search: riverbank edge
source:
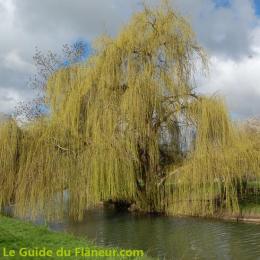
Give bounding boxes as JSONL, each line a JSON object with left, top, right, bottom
{"left": 220, "top": 215, "right": 260, "bottom": 223}
{"left": 106, "top": 201, "right": 260, "bottom": 224}
{"left": 0, "top": 215, "right": 151, "bottom": 260}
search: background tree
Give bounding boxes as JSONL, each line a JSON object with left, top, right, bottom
{"left": 15, "top": 41, "right": 90, "bottom": 121}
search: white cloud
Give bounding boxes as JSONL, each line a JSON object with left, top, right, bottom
{"left": 0, "top": 87, "right": 21, "bottom": 114}
{"left": 199, "top": 26, "right": 260, "bottom": 118}
{"left": 0, "top": 0, "right": 15, "bottom": 27}
{"left": 4, "top": 50, "right": 34, "bottom": 72}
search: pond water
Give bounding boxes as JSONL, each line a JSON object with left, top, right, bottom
{"left": 47, "top": 207, "right": 260, "bottom": 260}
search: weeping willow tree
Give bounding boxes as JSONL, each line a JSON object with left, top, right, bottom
{"left": 0, "top": 1, "right": 259, "bottom": 220}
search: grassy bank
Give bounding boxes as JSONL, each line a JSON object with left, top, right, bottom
{"left": 239, "top": 196, "right": 260, "bottom": 221}
{"left": 0, "top": 216, "right": 150, "bottom": 259}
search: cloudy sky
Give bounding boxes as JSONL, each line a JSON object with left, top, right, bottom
{"left": 0, "top": 0, "right": 260, "bottom": 119}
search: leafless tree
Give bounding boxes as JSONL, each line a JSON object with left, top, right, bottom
{"left": 15, "top": 41, "right": 89, "bottom": 121}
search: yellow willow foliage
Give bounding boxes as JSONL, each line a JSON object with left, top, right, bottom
{"left": 240, "top": 118, "right": 260, "bottom": 152}
{"left": 0, "top": 120, "right": 21, "bottom": 208}
{"left": 13, "top": 119, "right": 73, "bottom": 220}
{"left": 165, "top": 97, "right": 260, "bottom": 216}
{"left": 0, "top": 1, "right": 259, "bottom": 220}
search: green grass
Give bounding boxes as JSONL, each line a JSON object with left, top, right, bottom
{"left": 0, "top": 216, "right": 151, "bottom": 259}
{"left": 239, "top": 195, "right": 260, "bottom": 218}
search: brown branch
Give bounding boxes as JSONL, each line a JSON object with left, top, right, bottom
{"left": 54, "top": 143, "right": 70, "bottom": 152}
{"left": 158, "top": 168, "right": 180, "bottom": 187}
{"left": 162, "top": 92, "right": 198, "bottom": 102}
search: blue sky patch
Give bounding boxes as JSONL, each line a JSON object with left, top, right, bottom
{"left": 213, "top": 0, "right": 231, "bottom": 8}
{"left": 63, "top": 39, "right": 92, "bottom": 67}
{"left": 254, "top": 0, "right": 260, "bottom": 16}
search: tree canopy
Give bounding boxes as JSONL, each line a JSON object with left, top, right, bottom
{"left": 0, "top": 1, "right": 259, "bottom": 220}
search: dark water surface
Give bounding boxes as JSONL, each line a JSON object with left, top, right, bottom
{"left": 47, "top": 207, "right": 260, "bottom": 260}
